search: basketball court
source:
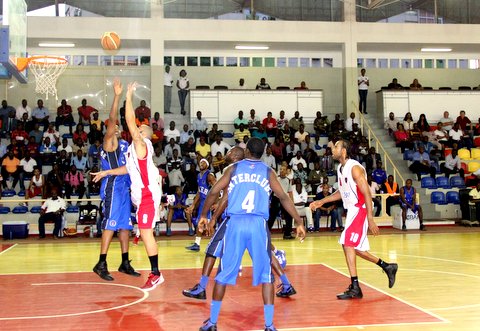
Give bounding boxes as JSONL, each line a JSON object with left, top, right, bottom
{"left": 1, "top": 230, "right": 479, "bottom": 330}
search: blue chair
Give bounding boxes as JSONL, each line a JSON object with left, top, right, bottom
{"left": 30, "top": 206, "right": 42, "bottom": 213}
{"left": 62, "top": 133, "right": 73, "bottom": 139}
{"left": 1, "top": 189, "right": 16, "bottom": 197}
{"left": 222, "top": 132, "right": 234, "bottom": 138}
{"left": 67, "top": 205, "right": 79, "bottom": 213}
{"left": 450, "top": 176, "right": 466, "bottom": 188}
{"left": 436, "top": 176, "right": 451, "bottom": 189}
{"left": 12, "top": 206, "right": 28, "bottom": 214}
{"left": 17, "top": 191, "right": 26, "bottom": 197}
{"left": 446, "top": 191, "right": 460, "bottom": 204}
{"left": 431, "top": 191, "right": 447, "bottom": 205}
{"left": 0, "top": 206, "right": 11, "bottom": 214}
{"left": 403, "top": 150, "right": 414, "bottom": 161}
{"left": 421, "top": 177, "right": 437, "bottom": 189}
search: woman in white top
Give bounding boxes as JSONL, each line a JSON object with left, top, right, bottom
{"left": 176, "top": 69, "right": 189, "bottom": 116}
{"left": 25, "top": 167, "right": 45, "bottom": 204}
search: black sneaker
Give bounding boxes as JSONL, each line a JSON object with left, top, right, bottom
{"left": 199, "top": 319, "right": 217, "bottom": 331}
{"left": 93, "top": 261, "right": 114, "bottom": 281}
{"left": 337, "top": 284, "right": 363, "bottom": 300}
{"left": 384, "top": 263, "right": 398, "bottom": 288}
{"left": 420, "top": 224, "right": 426, "bottom": 231}
{"left": 402, "top": 224, "right": 407, "bottom": 231}
{"left": 118, "top": 260, "right": 141, "bottom": 277}
{"left": 276, "top": 284, "right": 297, "bottom": 298}
{"left": 183, "top": 283, "right": 207, "bottom": 300}
{"left": 264, "top": 325, "right": 278, "bottom": 331}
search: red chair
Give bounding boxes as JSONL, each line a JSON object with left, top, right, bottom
{"left": 474, "top": 137, "right": 480, "bottom": 147}
{"left": 444, "top": 148, "right": 452, "bottom": 158}
{"left": 461, "top": 162, "right": 470, "bottom": 175}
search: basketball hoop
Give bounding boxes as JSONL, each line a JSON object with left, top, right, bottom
{"left": 17, "top": 56, "right": 68, "bottom": 100}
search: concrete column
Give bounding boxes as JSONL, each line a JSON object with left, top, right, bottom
{"left": 342, "top": 0, "right": 359, "bottom": 116}
{"left": 149, "top": 1, "right": 165, "bottom": 116}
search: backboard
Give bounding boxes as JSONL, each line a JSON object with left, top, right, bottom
{"left": 0, "top": 0, "right": 28, "bottom": 83}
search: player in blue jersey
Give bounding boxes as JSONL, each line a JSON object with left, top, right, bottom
{"left": 400, "top": 178, "right": 425, "bottom": 231}
{"left": 198, "top": 138, "right": 306, "bottom": 331}
{"left": 183, "top": 148, "right": 298, "bottom": 301}
{"left": 185, "top": 158, "right": 216, "bottom": 251}
{"left": 93, "top": 79, "right": 140, "bottom": 281}
{"left": 166, "top": 185, "right": 191, "bottom": 236}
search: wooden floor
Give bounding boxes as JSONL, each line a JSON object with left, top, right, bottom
{"left": 0, "top": 227, "right": 479, "bottom": 330}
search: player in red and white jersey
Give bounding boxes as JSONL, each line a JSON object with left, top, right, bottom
{"left": 310, "top": 139, "right": 398, "bottom": 300}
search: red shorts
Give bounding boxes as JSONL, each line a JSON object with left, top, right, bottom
{"left": 27, "top": 187, "right": 43, "bottom": 199}
{"left": 136, "top": 188, "right": 159, "bottom": 229}
{"left": 339, "top": 206, "right": 370, "bottom": 251}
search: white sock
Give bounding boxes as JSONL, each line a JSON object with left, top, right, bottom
{"left": 195, "top": 236, "right": 202, "bottom": 245}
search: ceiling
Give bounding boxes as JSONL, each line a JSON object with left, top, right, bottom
{"left": 3, "top": 0, "right": 480, "bottom": 23}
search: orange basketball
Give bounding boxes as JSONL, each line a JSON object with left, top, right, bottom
{"left": 101, "top": 32, "right": 121, "bottom": 50}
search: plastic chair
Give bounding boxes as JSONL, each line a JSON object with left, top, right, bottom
{"left": 461, "top": 162, "right": 470, "bottom": 175}
{"left": 472, "top": 148, "right": 480, "bottom": 160}
{"left": 12, "top": 206, "right": 28, "bottom": 214}
{"left": 421, "top": 177, "right": 437, "bottom": 189}
{"left": 403, "top": 150, "right": 414, "bottom": 161}
{"left": 276, "top": 86, "right": 290, "bottom": 90}
{"left": 436, "top": 176, "right": 451, "bottom": 189}
{"left": 0, "top": 206, "right": 11, "bottom": 214}
{"left": 458, "top": 86, "right": 472, "bottom": 90}
{"left": 222, "top": 132, "right": 234, "bottom": 138}
{"left": 30, "top": 206, "right": 42, "bottom": 213}
{"left": 1, "top": 189, "right": 16, "bottom": 197}
{"left": 450, "top": 176, "right": 466, "bottom": 188}
{"left": 446, "top": 191, "right": 460, "bottom": 204}
{"left": 439, "top": 87, "right": 452, "bottom": 90}
{"left": 430, "top": 191, "right": 447, "bottom": 205}
{"left": 213, "top": 85, "right": 228, "bottom": 90}
{"left": 444, "top": 148, "right": 452, "bottom": 158}
{"left": 195, "top": 85, "right": 210, "bottom": 90}
{"left": 458, "top": 149, "right": 471, "bottom": 160}
{"left": 67, "top": 205, "right": 79, "bottom": 213}
{"left": 62, "top": 133, "right": 73, "bottom": 139}
{"left": 468, "top": 161, "right": 480, "bottom": 174}
{"left": 474, "top": 137, "right": 480, "bottom": 148}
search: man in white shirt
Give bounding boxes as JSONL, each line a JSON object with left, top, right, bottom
{"left": 168, "top": 163, "right": 184, "bottom": 192}
{"left": 57, "top": 138, "right": 73, "bottom": 157}
{"left": 294, "top": 124, "right": 309, "bottom": 143}
{"left": 164, "top": 65, "right": 173, "bottom": 114}
{"left": 439, "top": 111, "right": 454, "bottom": 131}
{"left": 210, "top": 134, "right": 231, "bottom": 157}
{"left": 433, "top": 122, "right": 449, "bottom": 147}
{"left": 358, "top": 68, "right": 369, "bottom": 114}
{"left": 286, "top": 141, "right": 300, "bottom": 159}
{"left": 19, "top": 151, "right": 37, "bottom": 192}
{"left": 469, "top": 182, "right": 480, "bottom": 221}
{"left": 440, "top": 149, "right": 464, "bottom": 178}
{"left": 384, "top": 112, "right": 399, "bottom": 135}
{"left": 289, "top": 151, "right": 307, "bottom": 171}
{"left": 164, "top": 120, "right": 180, "bottom": 143}
{"left": 16, "top": 99, "right": 31, "bottom": 120}
{"left": 345, "top": 112, "right": 359, "bottom": 132}
{"left": 38, "top": 188, "right": 66, "bottom": 239}
{"left": 261, "top": 146, "right": 276, "bottom": 170}
{"left": 192, "top": 111, "right": 209, "bottom": 140}
{"left": 164, "top": 138, "right": 181, "bottom": 160}
{"left": 179, "top": 124, "right": 194, "bottom": 145}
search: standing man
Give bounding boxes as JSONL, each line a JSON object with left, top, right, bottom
{"left": 358, "top": 68, "right": 369, "bottom": 114}
{"left": 92, "top": 79, "right": 140, "bottom": 282}
{"left": 164, "top": 65, "right": 173, "bottom": 114}
{"left": 310, "top": 139, "right": 398, "bottom": 300}
{"left": 198, "top": 137, "right": 306, "bottom": 331}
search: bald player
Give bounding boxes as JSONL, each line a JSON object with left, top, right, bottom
{"left": 183, "top": 147, "right": 297, "bottom": 300}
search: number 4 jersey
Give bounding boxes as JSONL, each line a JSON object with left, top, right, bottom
{"left": 226, "top": 159, "right": 272, "bottom": 219}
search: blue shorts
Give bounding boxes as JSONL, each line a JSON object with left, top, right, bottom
{"left": 205, "top": 218, "right": 228, "bottom": 258}
{"left": 195, "top": 199, "right": 211, "bottom": 226}
{"left": 101, "top": 186, "right": 133, "bottom": 231}
{"left": 215, "top": 216, "right": 273, "bottom": 286}
{"left": 172, "top": 209, "right": 186, "bottom": 220}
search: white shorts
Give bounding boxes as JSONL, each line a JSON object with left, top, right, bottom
{"left": 339, "top": 206, "right": 370, "bottom": 252}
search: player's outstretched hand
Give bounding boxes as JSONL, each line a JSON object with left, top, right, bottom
{"left": 90, "top": 171, "right": 107, "bottom": 183}
{"left": 309, "top": 200, "right": 323, "bottom": 211}
{"left": 296, "top": 224, "right": 306, "bottom": 243}
{"left": 113, "top": 78, "right": 123, "bottom": 96}
{"left": 126, "top": 82, "right": 137, "bottom": 98}
{"left": 368, "top": 219, "right": 380, "bottom": 236}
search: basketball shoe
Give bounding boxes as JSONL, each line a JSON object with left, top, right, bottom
{"left": 276, "top": 284, "right": 297, "bottom": 298}
{"left": 93, "top": 261, "right": 114, "bottom": 281}
{"left": 199, "top": 319, "right": 217, "bottom": 331}
{"left": 265, "top": 325, "right": 277, "bottom": 331}
{"left": 118, "top": 260, "right": 141, "bottom": 277}
{"left": 141, "top": 272, "right": 165, "bottom": 291}
{"left": 337, "top": 284, "right": 363, "bottom": 300}
{"left": 182, "top": 283, "right": 206, "bottom": 300}
{"left": 383, "top": 263, "right": 398, "bottom": 288}
{"left": 186, "top": 243, "right": 200, "bottom": 251}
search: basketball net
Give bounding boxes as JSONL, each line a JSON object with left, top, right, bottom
{"left": 19, "top": 56, "right": 68, "bottom": 101}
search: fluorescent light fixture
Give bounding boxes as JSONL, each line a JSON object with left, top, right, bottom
{"left": 421, "top": 47, "right": 452, "bottom": 52}
{"left": 38, "top": 42, "right": 75, "bottom": 48}
{"left": 235, "top": 45, "right": 269, "bottom": 50}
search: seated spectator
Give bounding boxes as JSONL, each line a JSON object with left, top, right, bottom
{"left": 26, "top": 136, "right": 40, "bottom": 161}
{"left": 167, "top": 162, "right": 184, "bottom": 193}
{"left": 313, "top": 111, "right": 330, "bottom": 144}
{"left": 400, "top": 179, "right": 425, "bottom": 231}
{"left": 403, "top": 112, "right": 415, "bottom": 131}
{"left": 330, "top": 113, "right": 343, "bottom": 133}
{"left": 394, "top": 123, "right": 413, "bottom": 153}
{"left": 449, "top": 122, "right": 472, "bottom": 149}
{"left": 3, "top": 110, "right": 17, "bottom": 134}
{"left": 473, "top": 117, "right": 480, "bottom": 136}
{"left": 262, "top": 112, "right": 277, "bottom": 137}
{"left": 87, "top": 123, "right": 104, "bottom": 145}
{"left": 77, "top": 99, "right": 96, "bottom": 126}
{"left": 24, "top": 167, "right": 45, "bottom": 203}
{"left": 288, "top": 111, "right": 304, "bottom": 135}
{"left": 29, "top": 123, "right": 44, "bottom": 144}
{"left": 345, "top": 112, "right": 359, "bottom": 132}
{"left": 90, "top": 111, "right": 104, "bottom": 133}
{"left": 291, "top": 179, "right": 314, "bottom": 232}
{"left": 349, "top": 123, "right": 363, "bottom": 145}
{"left": 332, "top": 121, "right": 348, "bottom": 140}
{"left": 64, "top": 164, "right": 86, "bottom": 203}
{"left": 168, "top": 149, "right": 183, "bottom": 172}
{"left": 433, "top": 122, "right": 449, "bottom": 148}
{"left": 439, "top": 111, "right": 454, "bottom": 131}
{"left": 18, "top": 112, "right": 32, "bottom": 133}
{"left": 183, "top": 163, "right": 198, "bottom": 194}
{"left": 422, "top": 125, "right": 442, "bottom": 150}
{"left": 164, "top": 138, "right": 181, "bottom": 161}
{"left": 87, "top": 165, "right": 101, "bottom": 196}
{"left": 367, "top": 174, "right": 382, "bottom": 217}
{"left": 456, "top": 110, "right": 473, "bottom": 135}
{"left": 320, "top": 147, "right": 335, "bottom": 175}
{"left": 276, "top": 110, "right": 288, "bottom": 130}
{"left": 294, "top": 124, "right": 309, "bottom": 144}
{"left": 293, "top": 162, "right": 308, "bottom": 187}
{"left": 286, "top": 140, "right": 300, "bottom": 163}
{"left": 120, "top": 123, "right": 132, "bottom": 144}
{"left": 233, "top": 110, "right": 248, "bottom": 129}
{"left": 261, "top": 146, "right": 276, "bottom": 170}
{"left": 270, "top": 137, "right": 285, "bottom": 165}
{"left": 252, "top": 124, "right": 268, "bottom": 140}
{"left": 7, "top": 138, "right": 23, "bottom": 160}
{"left": 247, "top": 109, "right": 260, "bottom": 133}
{"left": 307, "top": 161, "right": 324, "bottom": 195}
{"left": 371, "top": 161, "right": 387, "bottom": 185}
{"left": 88, "top": 140, "right": 102, "bottom": 168}
{"left": 295, "top": 81, "right": 308, "bottom": 90}
{"left": 280, "top": 122, "right": 292, "bottom": 144}
{"left": 255, "top": 77, "right": 271, "bottom": 90}
{"left": 409, "top": 145, "right": 436, "bottom": 181}
{"left": 71, "top": 149, "right": 89, "bottom": 172}
{"left": 16, "top": 99, "right": 31, "bottom": 122}
{"left": 207, "top": 123, "right": 223, "bottom": 144}
{"left": 469, "top": 182, "right": 480, "bottom": 222}
{"left": 151, "top": 123, "right": 164, "bottom": 147}
{"left": 195, "top": 135, "right": 212, "bottom": 165}
{"left": 192, "top": 111, "right": 208, "bottom": 140}
{"left": 409, "top": 78, "right": 422, "bottom": 90}
{"left": 38, "top": 188, "right": 66, "bottom": 239}
{"left": 238, "top": 135, "right": 249, "bottom": 149}
{"left": 313, "top": 183, "right": 342, "bottom": 232}
{"left": 1, "top": 150, "right": 20, "bottom": 190}
{"left": 387, "top": 78, "right": 403, "bottom": 90}
{"left": 181, "top": 137, "right": 196, "bottom": 165}
{"left": 44, "top": 122, "right": 61, "bottom": 146}
{"left": 410, "top": 123, "right": 423, "bottom": 150}
{"left": 166, "top": 186, "right": 192, "bottom": 236}
{"left": 289, "top": 150, "right": 307, "bottom": 172}
{"left": 72, "top": 138, "right": 87, "bottom": 155}
{"left": 135, "top": 113, "right": 149, "bottom": 127}
{"left": 365, "top": 147, "right": 381, "bottom": 174}
{"left": 73, "top": 124, "right": 88, "bottom": 144}
{"left": 46, "top": 163, "right": 64, "bottom": 193}
{"left": 234, "top": 123, "right": 250, "bottom": 144}
{"left": 212, "top": 152, "right": 226, "bottom": 173}
{"left": 152, "top": 146, "right": 167, "bottom": 169}
{"left": 135, "top": 100, "right": 151, "bottom": 120}
{"left": 441, "top": 148, "right": 464, "bottom": 178}
{"left": 31, "top": 99, "right": 50, "bottom": 132}
{"left": 11, "top": 122, "right": 29, "bottom": 143}
{"left": 211, "top": 134, "right": 230, "bottom": 157}
{"left": 416, "top": 113, "right": 430, "bottom": 132}
{"left": 56, "top": 149, "right": 71, "bottom": 174}
{"left": 39, "top": 137, "right": 57, "bottom": 165}
{"left": 18, "top": 151, "right": 37, "bottom": 192}
{"left": 55, "top": 99, "right": 74, "bottom": 134}
{"left": 302, "top": 139, "right": 318, "bottom": 166}
{"left": 179, "top": 124, "right": 193, "bottom": 145}
{"left": 164, "top": 120, "right": 180, "bottom": 144}
{"left": 381, "top": 175, "right": 400, "bottom": 216}
{"left": 151, "top": 111, "right": 164, "bottom": 130}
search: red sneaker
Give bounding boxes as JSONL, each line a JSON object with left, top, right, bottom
{"left": 141, "top": 272, "right": 165, "bottom": 291}
{"left": 133, "top": 235, "right": 140, "bottom": 246}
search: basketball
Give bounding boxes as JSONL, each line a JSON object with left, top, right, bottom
{"left": 63, "top": 227, "right": 77, "bottom": 237}
{"left": 83, "top": 226, "right": 91, "bottom": 237}
{"left": 101, "top": 31, "right": 121, "bottom": 50}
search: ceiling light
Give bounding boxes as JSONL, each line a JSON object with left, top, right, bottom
{"left": 38, "top": 43, "right": 75, "bottom": 48}
{"left": 235, "top": 45, "right": 269, "bottom": 50}
{"left": 421, "top": 48, "right": 452, "bottom": 52}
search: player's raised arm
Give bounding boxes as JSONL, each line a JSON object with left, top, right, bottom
{"left": 199, "top": 165, "right": 233, "bottom": 219}
{"left": 125, "top": 82, "right": 147, "bottom": 158}
{"left": 104, "top": 78, "right": 122, "bottom": 152}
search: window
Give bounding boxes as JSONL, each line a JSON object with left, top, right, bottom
{"left": 213, "top": 57, "right": 224, "bottom": 66}
{"left": 164, "top": 56, "right": 172, "bottom": 66}
{"left": 436, "top": 59, "right": 445, "bottom": 69}
{"left": 424, "top": 59, "right": 433, "bottom": 69}
{"left": 448, "top": 59, "right": 457, "bottom": 69}
{"left": 277, "top": 57, "right": 286, "bottom": 67}
{"left": 73, "top": 55, "right": 84, "bottom": 66}
{"left": 174, "top": 56, "right": 185, "bottom": 66}
{"left": 252, "top": 57, "right": 263, "bottom": 67}
{"left": 239, "top": 57, "right": 250, "bottom": 67}
{"left": 390, "top": 59, "right": 399, "bottom": 68}
{"left": 459, "top": 59, "right": 468, "bottom": 69}
{"left": 366, "top": 58, "right": 376, "bottom": 68}
{"left": 402, "top": 59, "right": 411, "bottom": 68}
{"left": 312, "top": 58, "right": 321, "bottom": 68}
{"left": 127, "top": 56, "right": 138, "bottom": 66}
{"left": 86, "top": 55, "right": 98, "bottom": 66}
{"left": 323, "top": 58, "right": 333, "bottom": 68}
{"left": 300, "top": 57, "right": 309, "bottom": 67}
{"left": 187, "top": 56, "right": 198, "bottom": 66}
{"left": 226, "top": 57, "right": 237, "bottom": 66}
{"left": 378, "top": 59, "right": 388, "bottom": 68}
{"left": 413, "top": 59, "right": 422, "bottom": 68}
{"left": 200, "top": 57, "right": 211, "bottom": 66}
{"left": 264, "top": 57, "right": 274, "bottom": 67}
{"left": 357, "top": 58, "right": 364, "bottom": 68}
{"left": 288, "top": 57, "right": 298, "bottom": 67}
{"left": 113, "top": 56, "right": 125, "bottom": 66}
